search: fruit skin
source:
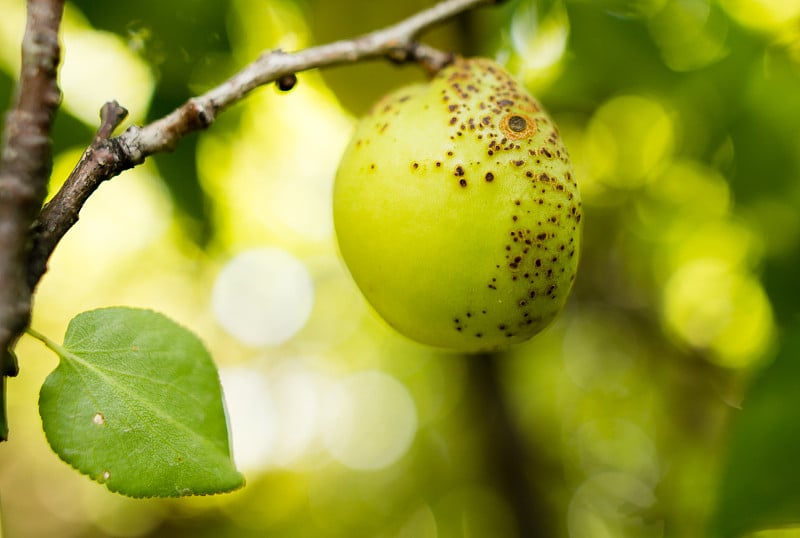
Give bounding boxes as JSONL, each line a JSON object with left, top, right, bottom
{"left": 333, "top": 57, "right": 582, "bottom": 353}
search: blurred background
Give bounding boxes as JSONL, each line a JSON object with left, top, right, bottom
{"left": 1, "top": 0, "right": 799, "bottom": 536}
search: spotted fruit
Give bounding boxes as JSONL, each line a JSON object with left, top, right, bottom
{"left": 333, "top": 57, "right": 582, "bottom": 352}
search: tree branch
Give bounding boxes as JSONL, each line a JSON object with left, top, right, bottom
{"left": 468, "top": 353, "right": 557, "bottom": 537}
{"left": 0, "top": 0, "right": 64, "bottom": 440}
{"left": 27, "top": 0, "right": 503, "bottom": 287}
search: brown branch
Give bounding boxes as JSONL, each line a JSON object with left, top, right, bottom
{"left": 0, "top": 0, "right": 64, "bottom": 440}
{"left": 467, "top": 353, "right": 557, "bottom": 537}
{"left": 27, "top": 0, "right": 502, "bottom": 287}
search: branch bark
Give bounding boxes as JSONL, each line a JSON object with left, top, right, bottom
{"left": 468, "top": 354, "right": 557, "bottom": 537}
{"left": 0, "top": 0, "right": 64, "bottom": 440}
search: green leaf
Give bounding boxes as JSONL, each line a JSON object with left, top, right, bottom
{"left": 711, "top": 320, "right": 800, "bottom": 537}
{"left": 37, "top": 307, "right": 244, "bottom": 498}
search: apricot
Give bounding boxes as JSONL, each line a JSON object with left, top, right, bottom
{"left": 333, "top": 58, "right": 582, "bottom": 352}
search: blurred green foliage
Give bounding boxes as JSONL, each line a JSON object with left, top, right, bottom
{"left": 1, "top": 0, "right": 799, "bottom": 536}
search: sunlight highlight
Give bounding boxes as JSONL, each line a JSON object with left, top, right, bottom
{"left": 321, "top": 371, "right": 418, "bottom": 471}
{"left": 211, "top": 248, "right": 314, "bottom": 347}
{"left": 219, "top": 367, "right": 277, "bottom": 472}
{"left": 721, "top": 0, "right": 800, "bottom": 31}
{"left": 198, "top": 77, "right": 352, "bottom": 245}
{"left": 221, "top": 362, "right": 328, "bottom": 472}
{"left": 509, "top": 0, "right": 569, "bottom": 86}
{"left": 59, "top": 5, "right": 154, "bottom": 125}
{"left": 649, "top": 0, "right": 730, "bottom": 71}
{"left": 663, "top": 259, "right": 773, "bottom": 368}
{"left": 567, "top": 471, "right": 664, "bottom": 538}
{"left": 43, "top": 149, "right": 172, "bottom": 280}
{"left": 568, "top": 418, "right": 660, "bottom": 488}
{"left": 585, "top": 95, "right": 675, "bottom": 189}
{"left": 0, "top": 0, "right": 25, "bottom": 75}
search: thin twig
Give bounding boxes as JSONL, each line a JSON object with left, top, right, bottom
{"left": 0, "top": 0, "right": 64, "bottom": 440}
{"left": 93, "top": 101, "right": 129, "bottom": 143}
{"left": 27, "top": 0, "right": 502, "bottom": 290}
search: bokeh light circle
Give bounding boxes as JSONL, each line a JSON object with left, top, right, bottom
{"left": 218, "top": 367, "right": 277, "bottom": 472}
{"left": 212, "top": 248, "right": 314, "bottom": 347}
{"left": 568, "top": 419, "right": 661, "bottom": 488}
{"left": 662, "top": 259, "right": 773, "bottom": 368}
{"left": 321, "top": 371, "right": 418, "bottom": 471}
{"left": 568, "top": 472, "right": 663, "bottom": 537}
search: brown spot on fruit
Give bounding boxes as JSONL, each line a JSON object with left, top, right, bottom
{"left": 500, "top": 113, "right": 536, "bottom": 140}
{"left": 508, "top": 115, "right": 527, "bottom": 132}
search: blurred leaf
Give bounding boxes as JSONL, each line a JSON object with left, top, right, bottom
{"left": 68, "top": 0, "right": 234, "bottom": 244}
{"left": 712, "top": 320, "right": 800, "bottom": 537}
{"left": 0, "top": 66, "right": 13, "bottom": 133}
{"left": 38, "top": 307, "right": 244, "bottom": 498}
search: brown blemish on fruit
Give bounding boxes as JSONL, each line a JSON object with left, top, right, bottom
{"left": 485, "top": 172, "right": 494, "bottom": 182}
{"left": 500, "top": 113, "right": 536, "bottom": 140}
{"left": 508, "top": 115, "right": 527, "bottom": 132}
{"left": 454, "top": 165, "right": 465, "bottom": 176}
{"left": 459, "top": 179, "right": 468, "bottom": 187}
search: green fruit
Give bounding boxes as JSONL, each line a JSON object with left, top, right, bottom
{"left": 333, "top": 57, "right": 582, "bottom": 352}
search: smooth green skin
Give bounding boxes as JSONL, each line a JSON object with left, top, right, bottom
{"left": 334, "top": 58, "right": 582, "bottom": 352}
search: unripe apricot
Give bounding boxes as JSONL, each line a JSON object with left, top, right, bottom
{"left": 334, "top": 57, "right": 582, "bottom": 352}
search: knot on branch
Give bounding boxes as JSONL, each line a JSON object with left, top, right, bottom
{"left": 94, "top": 101, "right": 128, "bottom": 142}
{"left": 185, "top": 98, "right": 216, "bottom": 131}
{"left": 387, "top": 42, "right": 455, "bottom": 77}
{"left": 276, "top": 74, "right": 298, "bottom": 92}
